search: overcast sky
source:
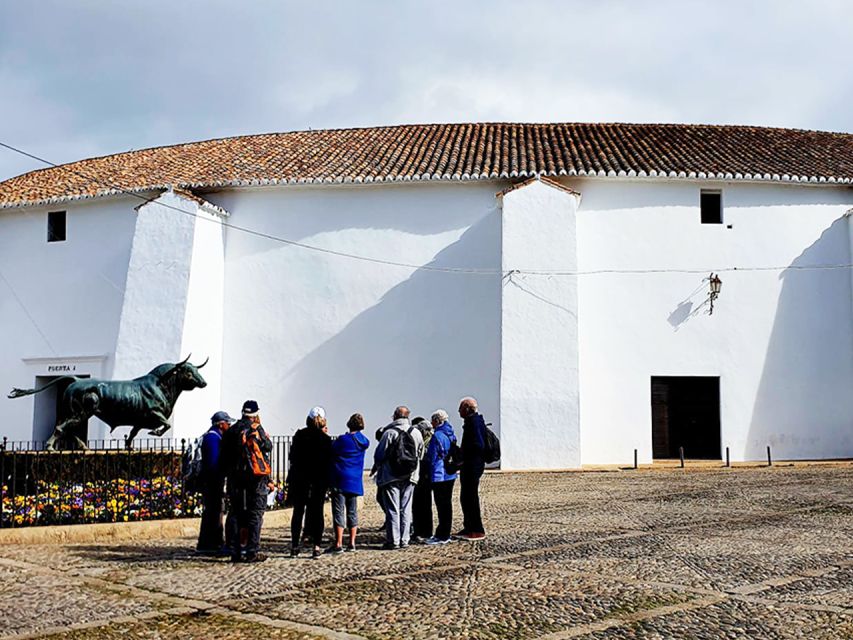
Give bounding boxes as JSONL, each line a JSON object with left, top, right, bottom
{"left": 0, "top": 0, "right": 850, "bottom": 181}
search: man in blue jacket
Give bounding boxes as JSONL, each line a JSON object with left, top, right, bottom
{"left": 457, "top": 397, "right": 487, "bottom": 540}
{"left": 196, "top": 410, "right": 235, "bottom": 555}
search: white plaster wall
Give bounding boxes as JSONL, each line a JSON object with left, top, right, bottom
{"left": 113, "top": 193, "right": 195, "bottom": 379}
{"left": 210, "top": 182, "right": 502, "bottom": 460}
{"left": 571, "top": 179, "right": 853, "bottom": 464}
{"left": 113, "top": 191, "right": 225, "bottom": 442}
{"left": 500, "top": 181, "right": 581, "bottom": 469}
{"left": 3, "top": 176, "right": 852, "bottom": 466}
{"left": 0, "top": 198, "right": 138, "bottom": 442}
{"left": 171, "top": 204, "right": 226, "bottom": 440}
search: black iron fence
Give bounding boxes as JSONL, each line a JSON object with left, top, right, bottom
{"left": 0, "top": 435, "right": 293, "bottom": 528}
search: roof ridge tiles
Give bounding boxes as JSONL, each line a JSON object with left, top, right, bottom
{"left": 2, "top": 122, "right": 852, "bottom": 209}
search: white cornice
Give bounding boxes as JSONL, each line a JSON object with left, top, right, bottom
{"left": 1, "top": 170, "right": 851, "bottom": 211}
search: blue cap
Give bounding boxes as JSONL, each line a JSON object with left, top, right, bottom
{"left": 211, "top": 411, "right": 235, "bottom": 424}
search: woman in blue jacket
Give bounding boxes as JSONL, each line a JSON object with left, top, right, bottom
{"left": 327, "top": 413, "right": 370, "bottom": 553}
{"left": 424, "top": 409, "right": 458, "bottom": 544}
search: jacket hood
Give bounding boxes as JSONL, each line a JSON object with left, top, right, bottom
{"left": 350, "top": 431, "right": 370, "bottom": 450}
{"left": 436, "top": 421, "right": 456, "bottom": 439}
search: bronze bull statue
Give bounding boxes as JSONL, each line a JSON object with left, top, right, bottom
{"left": 8, "top": 355, "right": 208, "bottom": 450}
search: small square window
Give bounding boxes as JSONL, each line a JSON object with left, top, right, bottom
{"left": 47, "top": 211, "right": 66, "bottom": 242}
{"left": 700, "top": 191, "right": 722, "bottom": 224}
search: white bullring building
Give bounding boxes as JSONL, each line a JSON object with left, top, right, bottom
{"left": 1, "top": 122, "right": 852, "bottom": 468}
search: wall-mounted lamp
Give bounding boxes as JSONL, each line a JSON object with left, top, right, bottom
{"left": 709, "top": 273, "right": 722, "bottom": 314}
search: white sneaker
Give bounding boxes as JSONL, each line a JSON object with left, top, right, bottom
{"left": 425, "top": 536, "right": 451, "bottom": 545}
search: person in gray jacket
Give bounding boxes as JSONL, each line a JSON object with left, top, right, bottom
{"left": 373, "top": 406, "right": 424, "bottom": 549}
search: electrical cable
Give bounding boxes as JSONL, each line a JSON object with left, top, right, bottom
{"left": 2, "top": 139, "right": 853, "bottom": 277}
{"left": 0, "top": 265, "right": 57, "bottom": 355}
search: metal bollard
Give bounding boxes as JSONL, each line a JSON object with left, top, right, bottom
{"left": 633, "top": 449, "right": 638, "bottom": 470}
{"left": 725, "top": 446, "right": 730, "bottom": 468}
{"left": 767, "top": 445, "right": 772, "bottom": 467}
{"left": 679, "top": 446, "right": 685, "bottom": 468}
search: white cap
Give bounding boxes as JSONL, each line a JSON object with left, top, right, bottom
{"left": 308, "top": 406, "right": 326, "bottom": 420}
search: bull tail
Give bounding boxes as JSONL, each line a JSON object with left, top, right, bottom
{"left": 8, "top": 376, "right": 78, "bottom": 399}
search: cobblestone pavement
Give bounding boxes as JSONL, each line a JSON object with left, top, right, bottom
{"left": 1, "top": 466, "right": 851, "bottom": 639}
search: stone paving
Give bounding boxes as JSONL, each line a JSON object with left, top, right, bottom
{"left": 0, "top": 466, "right": 851, "bottom": 639}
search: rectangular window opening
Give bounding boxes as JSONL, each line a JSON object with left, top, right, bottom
{"left": 47, "top": 211, "right": 66, "bottom": 242}
{"left": 700, "top": 191, "right": 722, "bottom": 224}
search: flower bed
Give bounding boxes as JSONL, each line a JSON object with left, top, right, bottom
{"left": 0, "top": 446, "right": 289, "bottom": 527}
{"left": 1, "top": 479, "right": 288, "bottom": 528}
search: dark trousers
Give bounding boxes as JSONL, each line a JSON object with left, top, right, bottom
{"left": 228, "top": 484, "right": 266, "bottom": 557}
{"left": 197, "top": 481, "right": 225, "bottom": 551}
{"left": 412, "top": 480, "right": 433, "bottom": 539}
{"left": 432, "top": 479, "right": 455, "bottom": 540}
{"left": 290, "top": 484, "right": 326, "bottom": 547}
{"left": 460, "top": 466, "right": 485, "bottom": 534}
{"left": 377, "top": 485, "right": 389, "bottom": 528}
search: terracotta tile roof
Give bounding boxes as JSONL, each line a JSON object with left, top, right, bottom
{"left": 1, "top": 123, "right": 851, "bottom": 209}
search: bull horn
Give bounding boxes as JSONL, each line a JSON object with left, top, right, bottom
{"left": 195, "top": 356, "right": 209, "bottom": 369}
{"left": 163, "top": 353, "right": 192, "bottom": 378}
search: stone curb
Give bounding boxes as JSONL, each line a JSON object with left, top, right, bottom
{"left": 0, "top": 507, "right": 293, "bottom": 545}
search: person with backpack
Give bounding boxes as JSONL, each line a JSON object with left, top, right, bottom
{"left": 370, "top": 421, "right": 394, "bottom": 532}
{"left": 373, "top": 406, "right": 424, "bottom": 550}
{"left": 287, "top": 406, "right": 332, "bottom": 558}
{"left": 326, "top": 413, "right": 370, "bottom": 554}
{"left": 195, "top": 410, "right": 236, "bottom": 555}
{"left": 424, "top": 409, "right": 458, "bottom": 544}
{"left": 223, "top": 400, "right": 272, "bottom": 563}
{"left": 457, "top": 396, "right": 488, "bottom": 540}
{"left": 410, "top": 416, "right": 434, "bottom": 543}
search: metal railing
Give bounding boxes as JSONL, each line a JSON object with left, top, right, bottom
{"left": 0, "top": 435, "right": 293, "bottom": 528}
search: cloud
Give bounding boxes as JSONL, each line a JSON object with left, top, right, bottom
{"left": 0, "top": 0, "right": 850, "bottom": 181}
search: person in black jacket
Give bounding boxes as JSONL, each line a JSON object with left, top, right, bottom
{"left": 457, "top": 396, "right": 487, "bottom": 540}
{"left": 411, "top": 416, "right": 434, "bottom": 542}
{"left": 223, "top": 400, "right": 273, "bottom": 562}
{"left": 287, "top": 406, "right": 332, "bottom": 558}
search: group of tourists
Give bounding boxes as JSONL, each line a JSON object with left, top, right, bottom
{"left": 194, "top": 396, "right": 491, "bottom": 562}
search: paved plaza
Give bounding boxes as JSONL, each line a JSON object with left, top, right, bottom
{"left": 0, "top": 465, "right": 851, "bottom": 639}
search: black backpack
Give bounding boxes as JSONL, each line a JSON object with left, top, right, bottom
{"left": 181, "top": 434, "right": 205, "bottom": 494}
{"left": 387, "top": 426, "right": 419, "bottom": 477}
{"left": 483, "top": 423, "right": 501, "bottom": 464}
{"left": 443, "top": 440, "right": 463, "bottom": 474}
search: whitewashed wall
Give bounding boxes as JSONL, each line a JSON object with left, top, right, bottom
{"left": 500, "top": 181, "right": 581, "bottom": 469}
{"left": 0, "top": 197, "right": 139, "bottom": 442}
{"left": 570, "top": 179, "right": 853, "bottom": 464}
{"left": 3, "top": 177, "right": 852, "bottom": 465}
{"left": 209, "top": 182, "right": 503, "bottom": 459}
{"left": 113, "top": 191, "right": 226, "bottom": 442}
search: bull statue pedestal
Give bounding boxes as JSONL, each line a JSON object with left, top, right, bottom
{"left": 8, "top": 355, "right": 208, "bottom": 450}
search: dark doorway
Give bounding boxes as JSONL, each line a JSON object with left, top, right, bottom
{"left": 32, "top": 375, "right": 89, "bottom": 444}
{"left": 651, "top": 376, "right": 721, "bottom": 459}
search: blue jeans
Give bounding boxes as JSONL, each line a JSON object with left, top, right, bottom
{"left": 332, "top": 491, "right": 358, "bottom": 529}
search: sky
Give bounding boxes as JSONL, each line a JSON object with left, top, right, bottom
{"left": 0, "top": 0, "right": 851, "bottom": 181}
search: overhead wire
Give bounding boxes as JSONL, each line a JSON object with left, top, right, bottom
{"left": 1, "top": 139, "right": 852, "bottom": 277}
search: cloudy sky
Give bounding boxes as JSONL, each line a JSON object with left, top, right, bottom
{"left": 0, "top": 0, "right": 850, "bottom": 180}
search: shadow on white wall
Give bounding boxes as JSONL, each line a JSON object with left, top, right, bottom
{"left": 667, "top": 281, "right": 711, "bottom": 331}
{"left": 749, "top": 216, "right": 853, "bottom": 459}
{"left": 273, "top": 211, "right": 502, "bottom": 447}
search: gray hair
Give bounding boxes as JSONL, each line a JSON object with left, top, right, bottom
{"left": 431, "top": 409, "right": 449, "bottom": 425}
{"left": 393, "top": 405, "right": 410, "bottom": 420}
